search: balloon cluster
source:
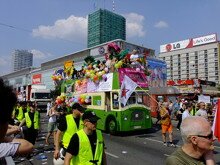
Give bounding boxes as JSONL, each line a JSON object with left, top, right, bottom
{"left": 81, "top": 56, "right": 109, "bottom": 83}
{"left": 55, "top": 94, "right": 66, "bottom": 105}
{"left": 51, "top": 74, "right": 63, "bottom": 81}
{"left": 51, "top": 69, "right": 64, "bottom": 86}
{"left": 66, "top": 94, "right": 91, "bottom": 106}
{"left": 84, "top": 69, "right": 108, "bottom": 83}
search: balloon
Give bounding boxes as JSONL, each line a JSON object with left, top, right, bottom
{"left": 136, "top": 68, "right": 141, "bottom": 72}
{"left": 102, "top": 74, "right": 107, "bottom": 81}
{"left": 81, "top": 98, "right": 85, "bottom": 103}
{"left": 104, "top": 67, "right": 109, "bottom": 73}
{"left": 94, "top": 75, "right": 99, "bottom": 81}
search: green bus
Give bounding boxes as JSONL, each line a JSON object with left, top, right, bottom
{"left": 61, "top": 70, "right": 152, "bottom": 134}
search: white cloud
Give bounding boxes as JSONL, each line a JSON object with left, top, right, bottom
{"left": 154, "top": 21, "right": 168, "bottom": 28}
{"left": 124, "top": 13, "right": 146, "bottom": 38}
{"left": 32, "top": 15, "right": 88, "bottom": 42}
{"left": 31, "top": 49, "right": 52, "bottom": 60}
{"left": 0, "top": 58, "right": 8, "bottom": 66}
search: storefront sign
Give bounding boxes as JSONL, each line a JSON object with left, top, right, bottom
{"left": 32, "top": 74, "right": 42, "bottom": 84}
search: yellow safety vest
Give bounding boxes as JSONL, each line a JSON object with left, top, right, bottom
{"left": 16, "top": 106, "right": 24, "bottom": 122}
{"left": 62, "top": 114, "right": 83, "bottom": 148}
{"left": 25, "top": 111, "right": 40, "bottom": 129}
{"left": 71, "top": 129, "right": 104, "bottom": 165}
{"left": 27, "top": 105, "right": 31, "bottom": 112}
{"left": 190, "top": 107, "right": 197, "bottom": 116}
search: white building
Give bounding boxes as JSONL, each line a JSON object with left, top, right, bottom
{"left": 2, "top": 39, "right": 155, "bottom": 91}
{"left": 159, "top": 34, "right": 219, "bottom": 84}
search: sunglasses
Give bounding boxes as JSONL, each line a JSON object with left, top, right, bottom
{"left": 190, "top": 131, "right": 213, "bottom": 140}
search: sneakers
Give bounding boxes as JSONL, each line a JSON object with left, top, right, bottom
{"left": 169, "top": 143, "right": 176, "bottom": 147}
{"left": 163, "top": 142, "right": 168, "bottom": 146}
{"left": 164, "top": 142, "right": 176, "bottom": 147}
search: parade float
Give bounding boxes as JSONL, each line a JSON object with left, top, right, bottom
{"left": 52, "top": 41, "right": 167, "bottom": 133}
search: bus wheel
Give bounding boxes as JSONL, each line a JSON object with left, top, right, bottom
{"left": 107, "top": 118, "right": 117, "bottom": 135}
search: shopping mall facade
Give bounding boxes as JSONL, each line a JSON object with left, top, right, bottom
{"left": 1, "top": 39, "right": 155, "bottom": 92}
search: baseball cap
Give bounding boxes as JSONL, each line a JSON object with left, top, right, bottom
{"left": 72, "top": 103, "right": 86, "bottom": 112}
{"left": 82, "top": 111, "right": 100, "bottom": 123}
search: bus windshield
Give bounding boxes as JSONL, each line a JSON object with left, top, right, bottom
{"left": 126, "top": 92, "right": 144, "bottom": 106}
{"left": 34, "top": 93, "right": 51, "bottom": 99}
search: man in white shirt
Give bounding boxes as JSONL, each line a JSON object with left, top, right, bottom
{"left": 182, "top": 103, "right": 193, "bottom": 120}
{"left": 195, "top": 102, "right": 208, "bottom": 120}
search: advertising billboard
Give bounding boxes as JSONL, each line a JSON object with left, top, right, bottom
{"left": 32, "top": 74, "right": 42, "bottom": 84}
{"left": 147, "top": 58, "right": 167, "bottom": 87}
{"left": 160, "top": 34, "right": 217, "bottom": 53}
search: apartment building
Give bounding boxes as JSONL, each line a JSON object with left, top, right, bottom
{"left": 159, "top": 34, "right": 220, "bottom": 84}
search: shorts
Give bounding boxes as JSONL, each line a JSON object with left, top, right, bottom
{"left": 48, "top": 122, "right": 57, "bottom": 132}
{"left": 161, "top": 124, "right": 173, "bottom": 134}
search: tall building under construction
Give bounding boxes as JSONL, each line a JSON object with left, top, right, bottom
{"left": 87, "top": 9, "right": 126, "bottom": 48}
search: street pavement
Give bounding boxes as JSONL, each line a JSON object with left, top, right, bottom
{"left": 14, "top": 114, "right": 220, "bottom": 165}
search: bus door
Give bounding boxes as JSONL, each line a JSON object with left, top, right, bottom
{"left": 105, "top": 92, "right": 111, "bottom": 111}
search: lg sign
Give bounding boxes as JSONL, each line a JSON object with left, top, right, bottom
{"left": 166, "top": 43, "right": 181, "bottom": 52}
{"left": 160, "top": 34, "right": 217, "bottom": 53}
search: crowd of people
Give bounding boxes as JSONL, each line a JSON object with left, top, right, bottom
{"left": 154, "top": 98, "right": 216, "bottom": 164}
{"left": 0, "top": 78, "right": 107, "bottom": 165}
{"left": 0, "top": 77, "right": 217, "bottom": 164}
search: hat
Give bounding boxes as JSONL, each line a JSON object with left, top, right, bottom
{"left": 82, "top": 111, "right": 100, "bottom": 123}
{"left": 72, "top": 103, "right": 86, "bottom": 112}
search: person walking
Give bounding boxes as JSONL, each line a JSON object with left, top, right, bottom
{"left": 182, "top": 103, "right": 193, "bottom": 121}
{"left": 195, "top": 102, "right": 208, "bottom": 120}
{"left": 176, "top": 103, "right": 185, "bottom": 130}
{"left": 159, "top": 102, "right": 175, "bottom": 147}
{"left": 19, "top": 103, "right": 40, "bottom": 145}
{"left": 54, "top": 103, "right": 86, "bottom": 163}
{"left": 64, "top": 111, "right": 107, "bottom": 165}
{"left": 45, "top": 103, "right": 59, "bottom": 145}
{"left": 166, "top": 116, "right": 215, "bottom": 165}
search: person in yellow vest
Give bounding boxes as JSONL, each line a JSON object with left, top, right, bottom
{"left": 13, "top": 102, "right": 24, "bottom": 124}
{"left": 64, "top": 111, "right": 107, "bottom": 165}
{"left": 54, "top": 103, "right": 86, "bottom": 163}
{"left": 19, "top": 103, "right": 40, "bottom": 145}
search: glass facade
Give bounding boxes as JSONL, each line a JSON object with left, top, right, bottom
{"left": 87, "top": 9, "right": 126, "bottom": 48}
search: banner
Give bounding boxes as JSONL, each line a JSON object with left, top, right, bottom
{"left": 74, "top": 79, "right": 87, "bottom": 94}
{"left": 120, "top": 75, "right": 138, "bottom": 106}
{"left": 118, "top": 68, "right": 147, "bottom": 88}
{"left": 87, "top": 73, "right": 113, "bottom": 92}
{"left": 212, "top": 99, "right": 220, "bottom": 141}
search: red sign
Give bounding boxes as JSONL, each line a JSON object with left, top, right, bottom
{"left": 32, "top": 74, "right": 42, "bottom": 84}
{"left": 167, "top": 79, "right": 195, "bottom": 86}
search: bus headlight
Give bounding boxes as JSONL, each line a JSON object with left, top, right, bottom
{"left": 146, "top": 115, "right": 149, "bottom": 119}
{"left": 124, "top": 117, "right": 128, "bottom": 120}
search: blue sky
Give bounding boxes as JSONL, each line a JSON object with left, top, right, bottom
{"left": 0, "top": 0, "right": 220, "bottom": 76}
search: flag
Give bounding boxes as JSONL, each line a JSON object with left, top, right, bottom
{"left": 120, "top": 75, "right": 138, "bottom": 106}
{"left": 212, "top": 99, "right": 220, "bottom": 141}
